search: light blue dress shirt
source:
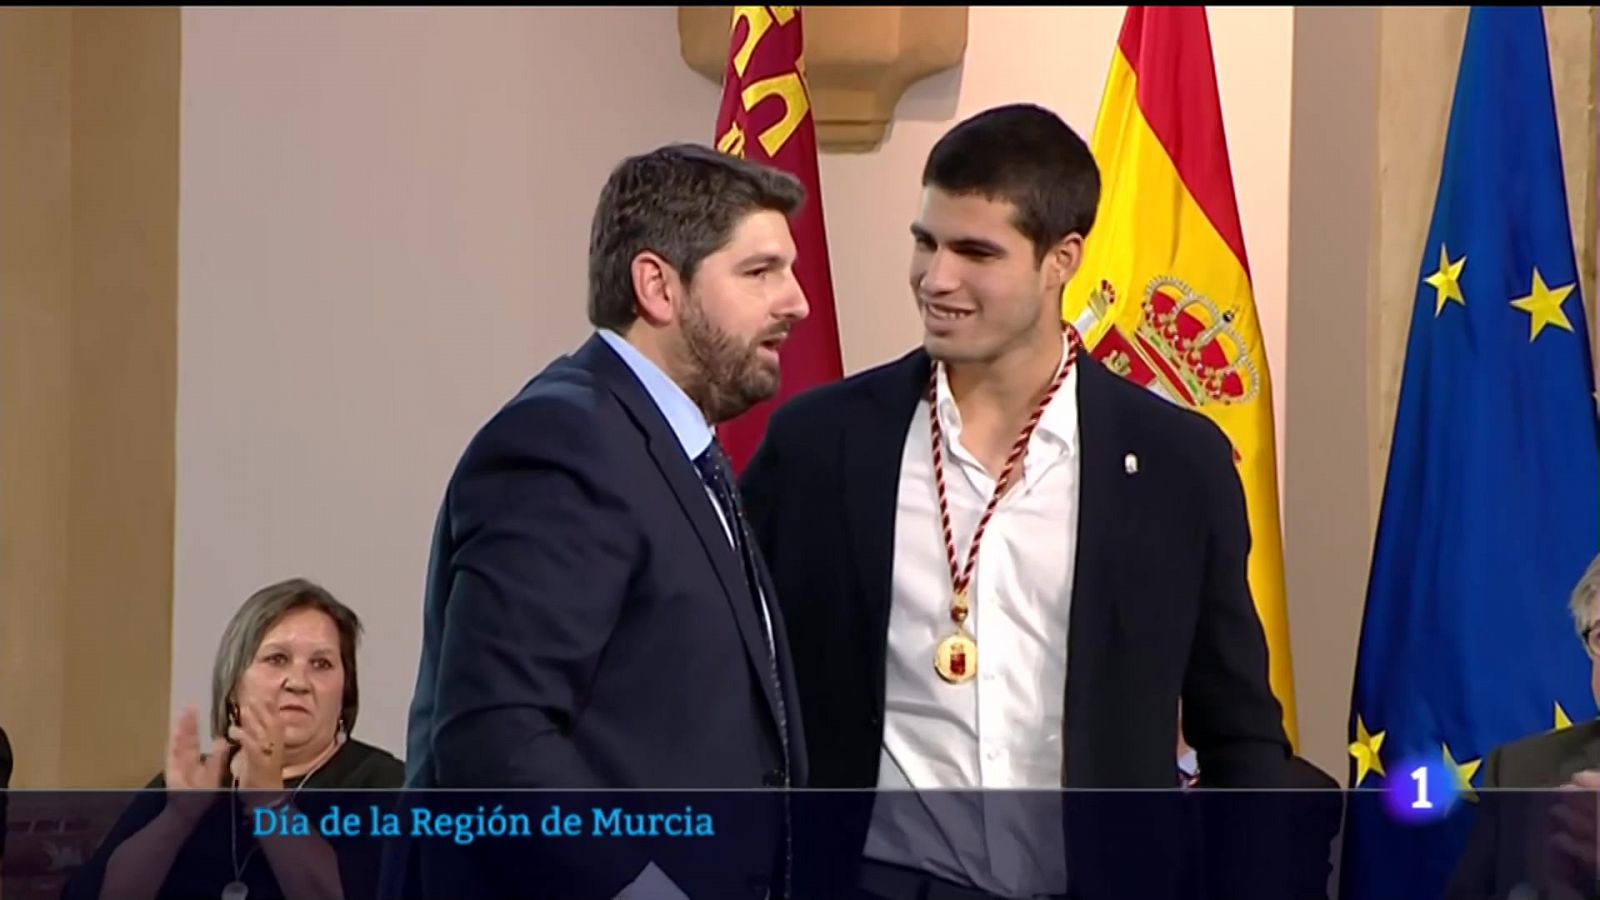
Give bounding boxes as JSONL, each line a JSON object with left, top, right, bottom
{"left": 597, "top": 329, "right": 712, "bottom": 463}
{"left": 594, "top": 329, "right": 775, "bottom": 652}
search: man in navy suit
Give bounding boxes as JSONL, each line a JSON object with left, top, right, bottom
{"left": 395, "top": 143, "right": 810, "bottom": 899}
{"left": 741, "top": 104, "right": 1294, "bottom": 899}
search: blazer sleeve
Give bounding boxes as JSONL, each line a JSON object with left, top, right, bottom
{"left": 1181, "top": 424, "right": 1293, "bottom": 788}
{"left": 1444, "top": 746, "right": 1504, "bottom": 899}
{"left": 428, "top": 394, "right": 643, "bottom": 788}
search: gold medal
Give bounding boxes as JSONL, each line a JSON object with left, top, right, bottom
{"left": 934, "top": 628, "right": 978, "bottom": 683}
{"left": 926, "top": 324, "right": 1079, "bottom": 688}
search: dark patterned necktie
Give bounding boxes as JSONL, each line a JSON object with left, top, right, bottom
{"left": 694, "top": 439, "right": 795, "bottom": 898}
{"left": 692, "top": 439, "right": 790, "bottom": 771}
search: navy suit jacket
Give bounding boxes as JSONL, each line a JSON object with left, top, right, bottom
{"left": 391, "top": 333, "right": 806, "bottom": 898}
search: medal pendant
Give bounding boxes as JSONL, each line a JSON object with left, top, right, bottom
{"left": 934, "top": 629, "right": 978, "bottom": 684}
{"left": 222, "top": 881, "right": 249, "bottom": 900}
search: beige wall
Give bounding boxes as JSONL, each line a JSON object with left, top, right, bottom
{"left": 0, "top": 7, "right": 178, "bottom": 788}
{"left": 0, "top": 7, "right": 74, "bottom": 789}
{"left": 1284, "top": 6, "right": 1381, "bottom": 784}
{"left": 172, "top": 6, "right": 725, "bottom": 761}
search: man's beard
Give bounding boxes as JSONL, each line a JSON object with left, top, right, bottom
{"left": 679, "top": 294, "right": 784, "bottom": 424}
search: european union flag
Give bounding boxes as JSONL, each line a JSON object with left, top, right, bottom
{"left": 1341, "top": 7, "right": 1600, "bottom": 898}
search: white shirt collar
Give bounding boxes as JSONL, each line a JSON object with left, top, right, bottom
{"left": 932, "top": 332, "right": 1080, "bottom": 456}
{"left": 596, "top": 329, "right": 713, "bottom": 462}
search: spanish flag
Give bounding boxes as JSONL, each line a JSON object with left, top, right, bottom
{"left": 1062, "top": 6, "right": 1297, "bottom": 746}
{"left": 713, "top": 6, "right": 844, "bottom": 474}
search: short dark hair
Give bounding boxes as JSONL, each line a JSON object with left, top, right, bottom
{"left": 587, "top": 143, "right": 806, "bottom": 331}
{"left": 922, "top": 103, "right": 1101, "bottom": 261}
{"left": 209, "top": 577, "right": 364, "bottom": 741}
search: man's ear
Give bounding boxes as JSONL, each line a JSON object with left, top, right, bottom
{"left": 1044, "top": 233, "right": 1085, "bottom": 291}
{"left": 631, "top": 251, "right": 680, "bottom": 327}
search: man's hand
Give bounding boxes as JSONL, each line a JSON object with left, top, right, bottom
{"left": 1540, "top": 768, "right": 1600, "bottom": 895}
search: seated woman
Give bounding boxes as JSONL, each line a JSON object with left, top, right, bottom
{"left": 65, "top": 577, "right": 403, "bottom": 900}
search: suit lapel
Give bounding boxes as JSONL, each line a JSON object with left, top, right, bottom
{"left": 1062, "top": 357, "right": 1128, "bottom": 786}
{"left": 577, "top": 336, "right": 786, "bottom": 731}
{"left": 1558, "top": 721, "right": 1600, "bottom": 781}
{"left": 749, "top": 539, "right": 808, "bottom": 783}
{"left": 844, "top": 350, "right": 931, "bottom": 717}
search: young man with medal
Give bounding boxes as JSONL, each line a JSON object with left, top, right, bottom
{"left": 740, "top": 104, "right": 1294, "bottom": 899}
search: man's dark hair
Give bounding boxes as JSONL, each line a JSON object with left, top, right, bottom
{"left": 587, "top": 144, "right": 805, "bottom": 331}
{"left": 921, "top": 103, "right": 1101, "bottom": 261}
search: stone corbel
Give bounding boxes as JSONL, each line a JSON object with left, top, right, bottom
{"left": 678, "top": 6, "right": 968, "bottom": 152}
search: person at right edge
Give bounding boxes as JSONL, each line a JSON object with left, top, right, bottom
{"left": 1448, "top": 552, "right": 1600, "bottom": 900}
{"left": 740, "top": 103, "right": 1297, "bottom": 899}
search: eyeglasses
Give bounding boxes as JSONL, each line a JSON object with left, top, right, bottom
{"left": 1583, "top": 624, "right": 1600, "bottom": 658}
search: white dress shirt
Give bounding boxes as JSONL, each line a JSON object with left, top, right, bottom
{"left": 863, "top": 333, "right": 1080, "bottom": 898}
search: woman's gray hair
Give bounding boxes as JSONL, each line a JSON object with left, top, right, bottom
{"left": 209, "top": 577, "right": 364, "bottom": 740}
{"left": 1569, "top": 553, "right": 1600, "bottom": 639}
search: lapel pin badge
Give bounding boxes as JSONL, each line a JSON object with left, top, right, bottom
{"left": 1124, "top": 453, "right": 1139, "bottom": 475}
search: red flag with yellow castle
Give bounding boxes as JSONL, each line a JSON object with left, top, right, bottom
{"left": 713, "top": 6, "right": 843, "bottom": 474}
{"left": 1063, "top": 6, "right": 1298, "bottom": 745}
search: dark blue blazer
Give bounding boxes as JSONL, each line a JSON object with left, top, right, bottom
{"left": 389, "top": 333, "right": 805, "bottom": 898}
{"left": 739, "top": 347, "right": 1295, "bottom": 899}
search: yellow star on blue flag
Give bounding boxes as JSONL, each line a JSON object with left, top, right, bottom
{"left": 1510, "top": 268, "right": 1576, "bottom": 341}
{"left": 1426, "top": 245, "right": 1467, "bottom": 316}
{"left": 1348, "top": 716, "right": 1385, "bottom": 786}
{"left": 1442, "top": 743, "right": 1482, "bottom": 802}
